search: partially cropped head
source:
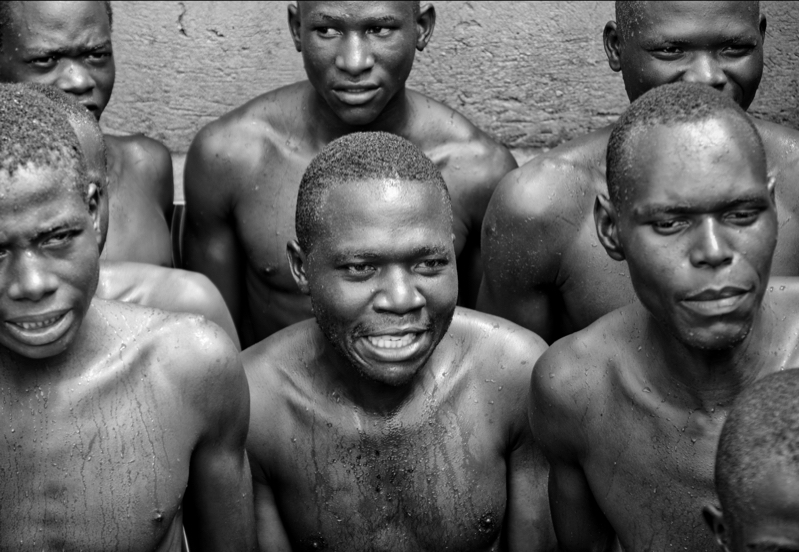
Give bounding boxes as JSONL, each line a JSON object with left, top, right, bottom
{"left": 24, "top": 82, "right": 109, "bottom": 250}
{"left": 605, "top": 1, "right": 766, "bottom": 109}
{"left": 288, "top": 1, "right": 435, "bottom": 126}
{"left": 0, "top": 83, "right": 101, "bottom": 360}
{"left": 289, "top": 131, "right": 456, "bottom": 387}
{"left": 596, "top": 82, "right": 775, "bottom": 351}
{"left": 703, "top": 369, "right": 799, "bottom": 552}
{"left": 0, "top": 1, "right": 115, "bottom": 120}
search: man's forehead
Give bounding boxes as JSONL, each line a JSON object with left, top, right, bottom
{"left": 8, "top": 1, "right": 110, "bottom": 44}
{"left": 627, "top": 1, "right": 759, "bottom": 35}
{"left": 298, "top": 1, "right": 415, "bottom": 22}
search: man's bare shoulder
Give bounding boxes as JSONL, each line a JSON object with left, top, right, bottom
{"left": 752, "top": 117, "right": 799, "bottom": 167}
{"left": 405, "top": 89, "right": 517, "bottom": 191}
{"left": 104, "top": 133, "right": 173, "bottom": 194}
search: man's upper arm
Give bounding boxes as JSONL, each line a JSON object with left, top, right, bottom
{"left": 530, "top": 348, "right": 615, "bottom": 552}
{"left": 182, "top": 125, "right": 246, "bottom": 329}
{"left": 128, "top": 136, "right": 175, "bottom": 224}
{"left": 250, "top": 454, "right": 292, "bottom": 552}
{"left": 477, "top": 163, "right": 572, "bottom": 343}
{"left": 181, "top": 326, "right": 257, "bottom": 551}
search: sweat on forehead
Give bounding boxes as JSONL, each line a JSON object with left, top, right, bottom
{"left": 0, "top": 0, "right": 113, "bottom": 49}
{"left": 0, "top": 82, "right": 86, "bottom": 193}
{"left": 295, "top": 131, "right": 450, "bottom": 253}
{"left": 606, "top": 82, "right": 765, "bottom": 209}
{"left": 715, "top": 369, "right": 799, "bottom": 525}
{"left": 614, "top": 0, "right": 760, "bottom": 41}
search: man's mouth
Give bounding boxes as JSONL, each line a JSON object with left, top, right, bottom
{"left": 5, "top": 310, "right": 74, "bottom": 347}
{"left": 366, "top": 332, "right": 416, "bottom": 349}
{"left": 681, "top": 286, "right": 752, "bottom": 316}
{"left": 332, "top": 86, "right": 380, "bottom": 106}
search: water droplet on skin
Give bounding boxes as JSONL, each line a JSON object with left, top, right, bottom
{"left": 643, "top": 387, "right": 651, "bottom": 393}
{"left": 780, "top": 285, "right": 786, "bottom": 290}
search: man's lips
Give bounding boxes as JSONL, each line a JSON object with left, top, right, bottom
{"left": 680, "top": 286, "right": 752, "bottom": 316}
{"left": 5, "top": 309, "right": 73, "bottom": 346}
{"left": 332, "top": 85, "right": 380, "bottom": 106}
{"left": 356, "top": 326, "right": 430, "bottom": 360}
{"left": 683, "top": 286, "right": 751, "bottom": 302}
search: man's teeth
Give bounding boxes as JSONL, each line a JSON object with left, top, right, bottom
{"left": 14, "top": 315, "right": 62, "bottom": 330}
{"left": 366, "top": 333, "right": 416, "bottom": 349}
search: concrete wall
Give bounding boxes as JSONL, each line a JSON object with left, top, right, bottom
{"left": 102, "top": 0, "right": 799, "bottom": 156}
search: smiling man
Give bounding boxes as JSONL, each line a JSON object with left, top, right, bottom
{"left": 704, "top": 369, "right": 799, "bottom": 552}
{"left": 0, "top": 84, "right": 255, "bottom": 552}
{"left": 183, "top": 0, "right": 516, "bottom": 346}
{"left": 244, "top": 132, "right": 554, "bottom": 552}
{"left": 531, "top": 83, "right": 799, "bottom": 552}
{"left": 0, "top": 0, "right": 175, "bottom": 267}
{"left": 479, "top": 0, "right": 799, "bottom": 344}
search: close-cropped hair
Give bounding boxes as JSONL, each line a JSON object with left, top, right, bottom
{"left": 606, "top": 82, "right": 765, "bottom": 209}
{"left": 296, "top": 131, "right": 451, "bottom": 253}
{"left": 0, "top": 82, "right": 87, "bottom": 196}
{"left": 715, "top": 369, "right": 799, "bottom": 525}
{"left": 0, "top": 0, "right": 113, "bottom": 50}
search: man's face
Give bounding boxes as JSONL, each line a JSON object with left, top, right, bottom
{"left": 0, "top": 162, "right": 100, "bottom": 359}
{"left": 727, "top": 464, "right": 799, "bottom": 552}
{"left": 302, "top": 178, "right": 457, "bottom": 387}
{"left": 615, "top": 117, "right": 776, "bottom": 350}
{"left": 292, "top": 1, "right": 422, "bottom": 126}
{"left": 611, "top": 1, "right": 765, "bottom": 109}
{"left": 0, "top": 1, "right": 115, "bottom": 120}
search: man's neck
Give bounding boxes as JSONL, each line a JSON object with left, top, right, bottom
{"left": 306, "top": 85, "right": 413, "bottom": 146}
{"left": 645, "top": 305, "right": 776, "bottom": 410}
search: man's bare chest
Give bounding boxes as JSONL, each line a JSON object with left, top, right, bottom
{"left": 0, "top": 381, "right": 193, "bottom": 551}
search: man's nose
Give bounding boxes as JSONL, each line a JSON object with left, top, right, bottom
{"left": 335, "top": 34, "right": 375, "bottom": 76}
{"left": 7, "top": 252, "right": 59, "bottom": 302}
{"left": 689, "top": 218, "right": 734, "bottom": 269}
{"left": 682, "top": 52, "right": 728, "bottom": 92}
{"left": 373, "top": 267, "right": 425, "bottom": 315}
{"left": 55, "top": 59, "right": 95, "bottom": 97}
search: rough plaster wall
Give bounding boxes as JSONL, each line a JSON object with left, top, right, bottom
{"left": 102, "top": 0, "right": 798, "bottom": 156}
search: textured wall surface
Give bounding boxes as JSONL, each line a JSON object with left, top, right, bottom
{"left": 102, "top": 0, "right": 799, "bottom": 156}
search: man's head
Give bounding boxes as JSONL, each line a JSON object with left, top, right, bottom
{"left": 289, "top": 131, "right": 456, "bottom": 388}
{"left": 25, "top": 82, "right": 109, "bottom": 250}
{"left": 0, "top": 83, "right": 101, "bottom": 360}
{"left": 288, "top": 1, "right": 435, "bottom": 127}
{"left": 596, "top": 82, "right": 775, "bottom": 351}
{"left": 605, "top": 1, "right": 766, "bottom": 109}
{"left": 703, "top": 369, "right": 799, "bottom": 552}
{"left": 0, "top": 1, "right": 115, "bottom": 120}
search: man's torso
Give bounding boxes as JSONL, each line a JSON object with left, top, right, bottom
{"left": 0, "top": 301, "right": 202, "bottom": 552}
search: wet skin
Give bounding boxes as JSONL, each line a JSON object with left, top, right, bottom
{"left": 706, "top": 466, "right": 799, "bottom": 552}
{"left": 0, "top": 0, "right": 174, "bottom": 267}
{"left": 183, "top": 1, "right": 516, "bottom": 346}
{"left": 0, "top": 162, "right": 256, "bottom": 551}
{"left": 530, "top": 118, "right": 799, "bottom": 552}
{"left": 477, "top": 0, "right": 799, "bottom": 344}
{"left": 244, "top": 179, "right": 554, "bottom": 551}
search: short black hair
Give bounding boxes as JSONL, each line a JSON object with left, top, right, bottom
{"left": 715, "top": 369, "right": 799, "bottom": 526}
{"left": 0, "top": 82, "right": 86, "bottom": 196}
{"left": 24, "top": 82, "right": 106, "bottom": 186}
{"left": 0, "top": 0, "right": 113, "bottom": 50}
{"left": 606, "top": 82, "right": 765, "bottom": 210}
{"left": 296, "top": 131, "right": 451, "bottom": 253}
{"left": 615, "top": 1, "right": 760, "bottom": 43}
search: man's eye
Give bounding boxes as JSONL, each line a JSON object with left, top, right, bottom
{"left": 651, "top": 219, "right": 687, "bottom": 234}
{"left": 44, "top": 231, "right": 75, "bottom": 247}
{"left": 652, "top": 46, "right": 683, "bottom": 57}
{"left": 723, "top": 45, "right": 755, "bottom": 57}
{"left": 316, "top": 27, "right": 341, "bottom": 38}
{"left": 367, "top": 26, "right": 392, "bottom": 36}
{"left": 725, "top": 210, "right": 759, "bottom": 224}
{"left": 345, "top": 263, "right": 375, "bottom": 276}
{"left": 86, "top": 52, "right": 111, "bottom": 62}
{"left": 418, "top": 259, "right": 448, "bottom": 272}
{"left": 30, "top": 56, "right": 58, "bottom": 67}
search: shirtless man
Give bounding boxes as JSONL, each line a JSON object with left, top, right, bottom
{"left": 0, "top": 84, "right": 255, "bottom": 551}
{"left": 531, "top": 83, "right": 799, "bottom": 552}
{"left": 245, "top": 132, "right": 553, "bottom": 551}
{"left": 704, "top": 369, "right": 799, "bottom": 552}
{"left": 0, "top": 0, "right": 174, "bottom": 267}
{"left": 478, "top": 0, "right": 799, "bottom": 343}
{"left": 184, "top": 1, "right": 516, "bottom": 346}
{"left": 28, "top": 82, "right": 240, "bottom": 348}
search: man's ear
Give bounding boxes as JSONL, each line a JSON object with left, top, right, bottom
{"left": 287, "top": 240, "right": 311, "bottom": 295}
{"left": 595, "top": 194, "right": 625, "bottom": 261}
{"left": 287, "top": 3, "right": 303, "bottom": 53}
{"left": 759, "top": 13, "right": 767, "bottom": 45}
{"left": 603, "top": 20, "right": 623, "bottom": 72}
{"left": 702, "top": 505, "right": 732, "bottom": 552}
{"left": 85, "top": 183, "right": 102, "bottom": 247}
{"left": 767, "top": 174, "right": 776, "bottom": 206}
{"left": 416, "top": 3, "right": 436, "bottom": 51}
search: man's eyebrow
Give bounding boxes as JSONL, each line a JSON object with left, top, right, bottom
{"left": 308, "top": 13, "right": 401, "bottom": 25}
{"left": 633, "top": 195, "right": 769, "bottom": 217}
{"left": 412, "top": 245, "right": 450, "bottom": 257}
{"left": 25, "top": 39, "right": 112, "bottom": 57}
{"left": 332, "top": 250, "right": 380, "bottom": 264}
